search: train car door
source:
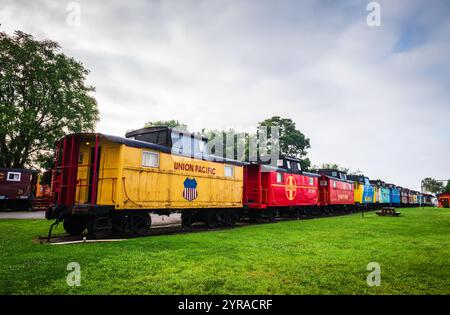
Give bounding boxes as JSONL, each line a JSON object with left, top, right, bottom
{"left": 87, "top": 146, "right": 101, "bottom": 204}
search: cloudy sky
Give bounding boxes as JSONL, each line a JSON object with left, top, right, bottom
{"left": 1, "top": 0, "right": 449, "bottom": 190}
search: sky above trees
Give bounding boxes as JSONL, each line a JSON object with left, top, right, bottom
{"left": 1, "top": 0, "right": 449, "bottom": 189}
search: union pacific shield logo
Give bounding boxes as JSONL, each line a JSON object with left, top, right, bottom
{"left": 183, "top": 178, "right": 198, "bottom": 201}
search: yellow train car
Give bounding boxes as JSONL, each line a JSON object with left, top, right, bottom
{"left": 347, "top": 175, "right": 375, "bottom": 208}
{"left": 47, "top": 127, "right": 244, "bottom": 237}
{"left": 353, "top": 183, "right": 363, "bottom": 204}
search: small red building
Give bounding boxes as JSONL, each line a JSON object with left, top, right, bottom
{"left": 437, "top": 192, "right": 450, "bottom": 208}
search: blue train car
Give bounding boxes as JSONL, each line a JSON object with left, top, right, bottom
{"left": 387, "top": 183, "right": 401, "bottom": 206}
{"left": 370, "top": 180, "right": 390, "bottom": 206}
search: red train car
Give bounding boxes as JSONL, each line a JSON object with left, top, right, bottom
{"left": 0, "top": 168, "right": 38, "bottom": 210}
{"left": 317, "top": 169, "right": 354, "bottom": 212}
{"left": 243, "top": 156, "right": 320, "bottom": 217}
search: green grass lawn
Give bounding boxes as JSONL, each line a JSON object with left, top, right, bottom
{"left": 0, "top": 207, "right": 449, "bottom": 294}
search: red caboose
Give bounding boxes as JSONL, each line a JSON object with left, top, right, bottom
{"left": 317, "top": 169, "right": 354, "bottom": 212}
{"left": 243, "top": 156, "right": 319, "bottom": 217}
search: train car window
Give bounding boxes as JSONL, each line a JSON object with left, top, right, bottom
{"left": 224, "top": 165, "right": 234, "bottom": 177}
{"left": 142, "top": 151, "right": 159, "bottom": 168}
{"left": 332, "top": 171, "right": 337, "bottom": 177}
{"left": 286, "top": 161, "right": 291, "bottom": 169}
{"left": 158, "top": 131, "right": 167, "bottom": 145}
{"left": 309, "top": 177, "right": 314, "bottom": 186}
{"left": 276, "top": 172, "right": 282, "bottom": 183}
{"left": 136, "top": 133, "right": 158, "bottom": 144}
{"left": 290, "top": 162, "right": 298, "bottom": 172}
{"left": 78, "top": 152, "right": 84, "bottom": 164}
{"left": 297, "top": 162, "right": 302, "bottom": 171}
{"left": 277, "top": 159, "right": 283, "bottom": 167}
{"left": 198, "top": 140, "right": 206, "bottom": 153}
{"left": 7, "top": 172, "right": 21, "bottom": 182}
{"left": 193, "top": 138, "right": 207, "bottom": 155}
{"left": 171, "top": 133, "right": 184, "bottom": 154}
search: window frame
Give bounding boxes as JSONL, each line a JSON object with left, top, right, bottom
{"left": 7, "top": 172, "right": 21, "bottom": 182}
{"left": 224, "top": 165, "right": 234, "bottom": 177}
{"left": 276, "top": 172, "right": 283, "bottom": 183}
{"left": 141, "top": 150, "right": 160, "bottom": 168}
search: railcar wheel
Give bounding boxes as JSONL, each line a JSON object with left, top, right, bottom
{"left": 131, "top": 213, "right": 151, "bottom": 236}
{"left": 181, "top": 212, "right": 193, "bottom": 228}
{"left": 87, "top": 215, "right": 112, "bottom": 239}
{"left": 63, "top": 215, "right": 87, "bottom": 236}
{"left": 221, "top": 210, "right": 236, "bottom": 227}
{"left": 206, "top": 211, "right": 219, "bottom": 229}
{"left": 264, "top": 209, "right": 275, "bottom": 222}
{"left": 111, "top": 213, "right": 130, "bottom": 235}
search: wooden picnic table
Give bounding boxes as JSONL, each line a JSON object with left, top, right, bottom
{"left": 376, "top": 207, "right": 401, "bottom": 217}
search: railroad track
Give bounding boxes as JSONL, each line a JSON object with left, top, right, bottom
{"left": 36, "top": 210, "right": 370, "bottom": 244}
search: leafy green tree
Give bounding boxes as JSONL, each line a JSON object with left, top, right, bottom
{"left": 422, "top": 177, "right": 445, "bottom": 194}
{"left": 0, "top": 30, "right": 99, "bottom": 169}
{"left": 312, "top": 163, "right": 350, "bottom": 173}
{"left": 442, "top": 179, "right": 450, "bottom": 193}
{"left": 348, "top": 169, "right": 364, "bottom": 176}
{"left": 258, "top": 116, "right": 311, "bottom": 170}
{"left": 144, "top": 120, "right": 188, "bottom": 130}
